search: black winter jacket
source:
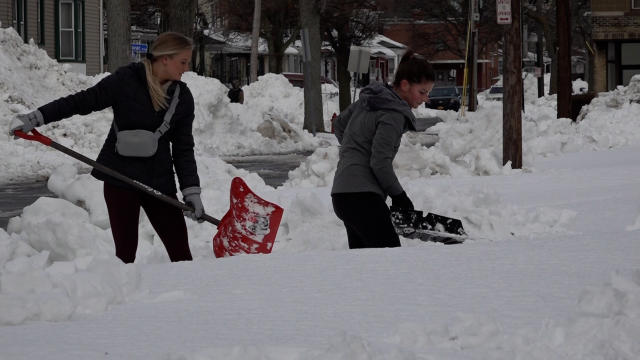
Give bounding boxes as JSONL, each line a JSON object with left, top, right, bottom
{"left": 38, "top": 62, "right": 199, "bottom": 196}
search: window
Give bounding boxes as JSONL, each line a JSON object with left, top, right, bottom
{"left": 13, "top": 0, "right": 26, "bottom": 41}
{"left": 57, "top": 0, "right": 85, "bottom": 61}
{"left": 633, "top": 0, "right": 640, "bottom": 9}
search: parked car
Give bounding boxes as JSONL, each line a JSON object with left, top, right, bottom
{"left": 456, "top": 86, "right": 479, "bottom": 106}
{"left": 486, "top": 85, "right": 503, "bottom": 101}
{"left": 282, "top": 72, "right": 338, "bottom": 88}
{"left": 425, "top": 86, "right": 461, "bottom": 111}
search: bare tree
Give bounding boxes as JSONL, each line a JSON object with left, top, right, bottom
{"left": 321, "top": 0, "right": 379, "bottom": 111}
{"left": 193, "top": 11, "right": 208, "bottom": 75}
{"left": 164, "top": 0, "right": 197, "bottom": 37}
{"left": 378, "top": 1, "right": 503, "bottom": 66}
{"left": 105, "top": 0, "right": 132, "bottom": 70}
{"left": 218, "top": 0, "right": 300, "bottom": 74}
{"left": 262, "top": 0, "right": 300, "bottom": 73}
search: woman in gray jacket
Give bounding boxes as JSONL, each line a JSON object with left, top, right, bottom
{"left": 331, "top": 50, "right": 435, "bottom": 249}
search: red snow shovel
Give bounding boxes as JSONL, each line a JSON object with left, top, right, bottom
{"left": 14, "top": 129, "right": 283, "bottom": 258}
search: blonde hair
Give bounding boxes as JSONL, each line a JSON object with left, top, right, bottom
{"left": 142, "top": 32, "right": 193, "bottom": 111}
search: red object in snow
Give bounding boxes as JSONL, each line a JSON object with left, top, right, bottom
{"left": 213, "top": 177, "right": 284, "bottom": 257}
{"left": 330, "top": 112, "right": 337, "bottom": 133}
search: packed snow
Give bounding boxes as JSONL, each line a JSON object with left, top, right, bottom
{"left": 0, "top": 27, "right": 639, "bottom": 359}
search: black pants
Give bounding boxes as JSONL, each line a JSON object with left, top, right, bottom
{"left": 332, "top": 192, "right": 400, "bottom": 249}
{"left": 104, "top": 182, "right": 192, "bottom": 263}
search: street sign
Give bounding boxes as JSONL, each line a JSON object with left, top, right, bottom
{"left": 496, "top": 0, "right": 512, "bottom": 25}
{"left": 347, "top": 47, "right": 371, "bottom": 74}
{"left": 131, "top": 43, "right": 148, "bottom": 53}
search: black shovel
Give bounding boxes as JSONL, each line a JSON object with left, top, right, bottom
{"left": 391, "top": 209, "right": 467, "bottom": 245}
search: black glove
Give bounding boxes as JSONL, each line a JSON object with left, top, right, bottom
{"left": 390, "top": 191, "right": 414, "bottom": 211}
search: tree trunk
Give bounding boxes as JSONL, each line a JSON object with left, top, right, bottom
{"left": 105, "top": 0, "right": 131, "bottom": 70}
{"left": 268, "top": 37, "right": 284, "bottom": 74}
{"left": 250, "top": 0, "right": 261, "bottom": 82}
{"left": 556, "top": 0, "right": 571, "bottom": 119}
{"left": 536, "top": 0, "right": 545, "bottom": 97}
{"left": 300, "top": 0, "right": 324, "bottom": 133}
{"left": 503, "top": 0, "right": 523, "bottom": 169}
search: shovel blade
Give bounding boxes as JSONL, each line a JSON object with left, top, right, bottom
{"left": 391, "top": 209, "right": 467, "bottom": 244}
{"left": 213, "top": 177, "right": 284, "bottom": 257}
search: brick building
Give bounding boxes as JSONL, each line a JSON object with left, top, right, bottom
{"left": 591, "top": 0, "right": 640, "bottom": 91}
{"left": 381, "top": 19, "right": 501, "bottom": 90}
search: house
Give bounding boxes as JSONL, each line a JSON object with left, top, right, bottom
{"left": 203, "top": 30, "right": 301, "bottom": 85}
{"left": 361, "top": 34, "right": 407, "bottom": 84}
{"left": 0, "top": 0, "right": 104, "bottom": 75}
{"left": 381, "top": 18, "right": 500, "bottom": 90}
{"left": 591, "top": 0, "right": 640, "bottom": 91}
{"left": 202, "top": 29, "right": 406, "bottom": 88}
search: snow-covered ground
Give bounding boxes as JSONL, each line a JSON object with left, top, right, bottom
{"left": 1, "top": 28, "right": 639, "bottom": 359}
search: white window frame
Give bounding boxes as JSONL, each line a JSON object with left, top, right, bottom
{"left": 633, "top": 0, "right": 640, "bottom": 9}
{"left": 59, "top": 0, "right": 75, "bottom": 60}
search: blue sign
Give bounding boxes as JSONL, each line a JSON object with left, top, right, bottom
{"left": 131, "top": 43, "right": 148, "bottom": 53}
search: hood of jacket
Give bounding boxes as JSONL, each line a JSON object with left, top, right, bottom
{"left": 358, "top": 82, "right": 417, "bottom": 130}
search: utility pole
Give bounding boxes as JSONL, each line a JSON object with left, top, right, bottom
{"left": 556, "top": 0, "right": 572, "bottom": 118}
{"left": 501, "top": 0, "right": 523, "bottom": 169}
{"left": 466, "top": 0, "right": 479, "bottom": 111}
{"left": 536, "top": 0, "right": 545, "bottom": 97}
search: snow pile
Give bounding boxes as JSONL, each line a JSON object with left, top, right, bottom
{"left": 185, "top": 72, "right": 319, "bottom": 156}
{"left": 287, "top": 73, "right": 640, "bottom": 185}
{"left": 573, "top": 78, "right": 589, "bottom": 94}
{"left": 162, "top": 269, "right": 640, "bottom": 360}
{"left": 0, "top": 28, "right": 113, "bottom": 183}
{"left": 0, "top": 221, "right": 139, "bottom": 325}
{"left": 0, "top": 28, "right": 319, "bottom": 184}
{"left": 386, "top": 270, "right": 640, "bottom": 359}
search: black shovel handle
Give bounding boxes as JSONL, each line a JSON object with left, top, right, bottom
{"left": 14, "top": 129, "right": 220, "bottom": 226}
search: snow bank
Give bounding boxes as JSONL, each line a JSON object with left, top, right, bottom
{"left": 0, "top": 27, "right": 320, "bottom": 184}
{"left": 0, "top": 227, "right": 139, "bottom": 325}
{"left": 164, "top": 270, "right": 640, "bottom": 359}
{"left": 389, "top": 270, "right": 640, "bottom": 359}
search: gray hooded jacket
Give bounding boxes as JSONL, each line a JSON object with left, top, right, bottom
{"left": 331, "top": 82, "right": 416, "bottom": 198}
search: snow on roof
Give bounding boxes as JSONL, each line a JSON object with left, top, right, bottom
{"left": 371, "top": 34, "right": 407, "bottom": 49}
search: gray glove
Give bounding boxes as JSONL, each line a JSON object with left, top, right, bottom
{"left": 9, "top": 110, "right": 44, "bottom": 137}
{"left": 182, "top": 186, "right": 204, "bottom": 222}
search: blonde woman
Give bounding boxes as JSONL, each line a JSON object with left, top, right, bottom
{"left": 10, "top": 32, "right": 203, "bottom": 263}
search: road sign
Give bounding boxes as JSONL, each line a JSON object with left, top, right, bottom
{"left": 131, "top": 43, "right": 148, "bottom": 53}
{"left": 347, "top": 47, "right": 371, "bottom": 74}
{"left": 497, "top": 0, "right": 512, "bottom": 25}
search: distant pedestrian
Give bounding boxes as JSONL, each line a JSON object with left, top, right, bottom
{"left": 9, "top": 32, "right": 204, "bottom": 263}
{"left": 331, "top": 50, "right": 435, "bottom": 249}
{"left": 228, "top": 79, "right": 244, "bottom": 104}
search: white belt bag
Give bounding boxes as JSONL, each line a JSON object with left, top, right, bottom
{"left": 114, "top": 85, "right": 181, "bottom": 157}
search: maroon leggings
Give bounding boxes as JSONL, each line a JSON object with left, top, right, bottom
{"left": 103, "top": 182, "right": 192, "bottom": 263}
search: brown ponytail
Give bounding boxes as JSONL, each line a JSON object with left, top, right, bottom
{"left": 393, "top": 49, "right": 435, "bottom": 87}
